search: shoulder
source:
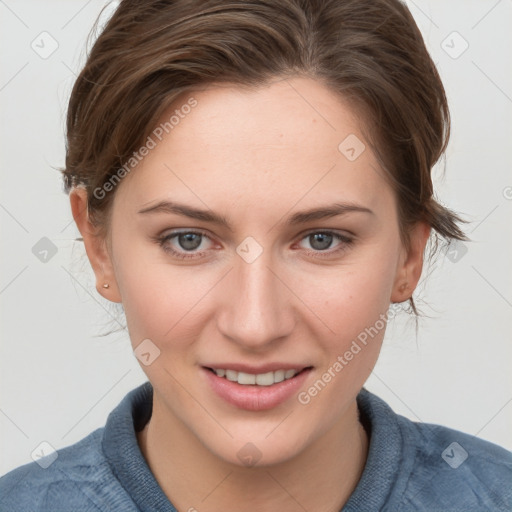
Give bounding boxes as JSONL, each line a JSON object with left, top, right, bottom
{"left": 395, "top": 415, "right": 512, "bottom": 510}
{"left": 354, "top": 389, "right": 512, "bottom": 511}
{"left": 0, "top": 428, "right": 136, "bottom": 512}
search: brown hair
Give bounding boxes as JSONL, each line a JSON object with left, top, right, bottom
{"left": 62, "top": 0, "right": 467, "bottom": 314}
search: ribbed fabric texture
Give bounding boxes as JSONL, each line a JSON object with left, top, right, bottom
{"left": 102, "top": 382, "right": 177, "bottom": 511}
{"left": 1, "top": 381, "right": 511, "bottom": 511}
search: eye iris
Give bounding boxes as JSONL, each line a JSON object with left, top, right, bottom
{"left": 310, "top": 233, "right": 332, "bottom": 251}
{"left": 179, "top": 233, "right": 202, "bottom": 250}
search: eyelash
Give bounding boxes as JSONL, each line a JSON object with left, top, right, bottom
{"left": 153, "top": 229, "right": 354, "bottom": 260}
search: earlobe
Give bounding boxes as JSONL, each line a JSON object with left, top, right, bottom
{"left": 69, "top": 187, "right": 122, "bottom": 303}
{"left": 391, "top": 222, "right": 431, "bottom": 303}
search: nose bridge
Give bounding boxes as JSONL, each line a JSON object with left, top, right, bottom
{"left": 217, "top": 239, "right": 292, "bottom": 348}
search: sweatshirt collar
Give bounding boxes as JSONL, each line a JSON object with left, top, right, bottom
{"left": 102, "top": 381, "right": 177, "bottom": 512}
{"left": 102, "top": 382, "right": 405, "bottom": 512}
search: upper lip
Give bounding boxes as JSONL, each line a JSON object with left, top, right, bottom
{"left": 202, "top": 363, "right": 312, "bottom": 374}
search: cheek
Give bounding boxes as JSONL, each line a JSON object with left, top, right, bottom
{"left": 111, "top": 216, "right": 215, "bottom": 345}
{"left": 114, "top": 248, "right": 219, "bottom": 352}
{"left": 292, "top": 245, "right": 399, "bottom": 403}
{"left": 299, "top": 248, "right": 398, "bottom": 340}
{"left": 291, "top": 257, "right": 396, "bottom": 425}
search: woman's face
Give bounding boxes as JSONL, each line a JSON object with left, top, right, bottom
{"left": 89, "top": 77, "right": 426, "bottom": 466}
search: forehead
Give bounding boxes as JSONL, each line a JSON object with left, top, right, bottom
{"left": 115, "top": 77, "right": 393, "bottom": 221}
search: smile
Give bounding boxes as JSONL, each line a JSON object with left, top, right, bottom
{"left": 202, "top": 366, "right": 313, "bottom": 411}
{"left": 207, "top": 368, "right": 302, "bottom": 386}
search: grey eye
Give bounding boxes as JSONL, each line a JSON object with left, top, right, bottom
{"left": 306, "top": 232, "right": 334, "bottom": 251}
{"left": 177, "top": 232, "right": 203, "bottom": 251}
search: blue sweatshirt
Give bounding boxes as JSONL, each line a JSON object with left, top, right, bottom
{"left": 1, "top": 381, "right": 511, "bottom": 511}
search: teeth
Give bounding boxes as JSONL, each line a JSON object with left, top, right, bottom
{"left": 284, "top": 369, "right": 296, "bottom": 379}
{"left": 255, "top": 371, "right": 274, "bottom": 386}
{"left": 213, "top": 368, "right": 300, "bottom": 386}
{"left": 238, "top": 372, "right": 256, "bottom": 385}
{"left": 274, "top": 369, "right": 285, "bottom": 383}
{"left": 225, "top": 369, "right": 238, "bottom": 382}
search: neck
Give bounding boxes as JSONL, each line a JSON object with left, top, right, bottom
{"left": 137, "top": 397, "right": 368, "bottom": 512}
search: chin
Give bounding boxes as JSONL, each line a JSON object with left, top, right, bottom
{"left": 199, "top": 425, "right": 311, "bottom": 469}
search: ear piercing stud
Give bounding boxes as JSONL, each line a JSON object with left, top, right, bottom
{"left": 102, "top": 283, "right": 110, "bottom": 289}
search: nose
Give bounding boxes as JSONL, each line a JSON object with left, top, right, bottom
{"left": 216, "top": 245, "right": 295, "bottom": 351}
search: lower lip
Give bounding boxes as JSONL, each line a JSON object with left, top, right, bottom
{"left": 202, "top": 367, "right": 312, "bottom": 411}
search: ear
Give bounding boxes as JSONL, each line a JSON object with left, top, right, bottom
{"left": 69, "top": 187, "right": 122, "bottom": 303}
{"left": 391, "top": 221, "right": 431, "bottom": 303}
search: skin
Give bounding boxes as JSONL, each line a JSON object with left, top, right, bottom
{"left": 71, "top": 76, "right": 429, "bottom": 511}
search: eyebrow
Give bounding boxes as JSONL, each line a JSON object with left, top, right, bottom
{"left": 137, "top": 200, "right": 374, "bottom": 231}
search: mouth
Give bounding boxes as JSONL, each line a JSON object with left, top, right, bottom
{"left": 204, "top": 367, "right": 312, "bottom": 386}
{"left": 201, "top": 365, "right": 314, "bottom": 411}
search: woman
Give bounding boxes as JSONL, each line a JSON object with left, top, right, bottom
{"left": 1, "top": 0, "right": 511, "bottom": 510}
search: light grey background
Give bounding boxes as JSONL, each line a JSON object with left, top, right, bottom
{"left": 1, "top": 0, "right": 511, "bottom": 476}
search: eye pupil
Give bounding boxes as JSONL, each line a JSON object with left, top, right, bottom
{"left": 310, "top": 233, "right": 332, "bottom": 251}
{"left": 179, "top": 233, "right": 202, "bottom": 250}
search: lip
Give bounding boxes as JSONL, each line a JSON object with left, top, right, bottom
{"left": 202, "top": 366, "right": 313, "bottom": 411}
{"left": 202, "top": 362, "right": 309, "bottom": 374}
